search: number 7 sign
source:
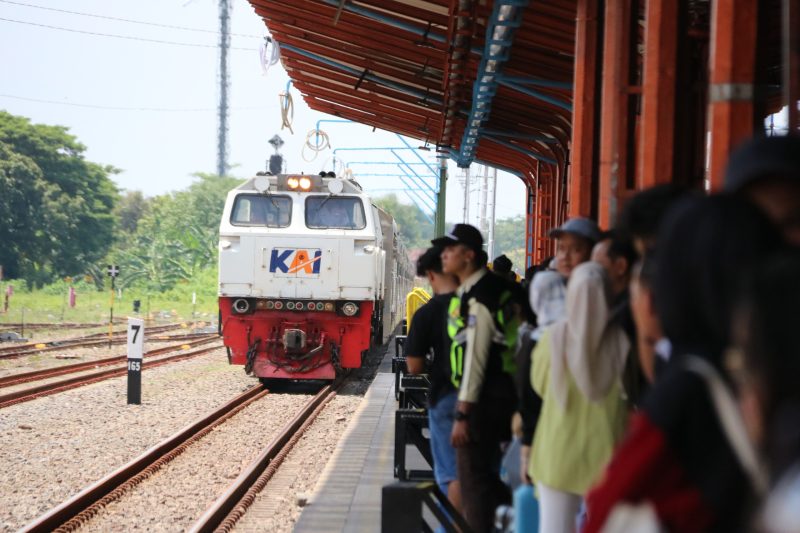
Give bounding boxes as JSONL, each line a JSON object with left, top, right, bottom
{"left": 127, "top": 318, "right": 144, "bottom": 404}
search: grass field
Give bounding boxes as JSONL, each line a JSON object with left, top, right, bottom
{"left": 0, "top": 279, "right": 219, "bottom": 327}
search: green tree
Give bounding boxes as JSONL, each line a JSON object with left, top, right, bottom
{"left": 372, "top": 194, "right": 434, "bottom": 249}
{"left": 115, "top": 190, "right": 150, "bottom": 235}
{"left": 113, "top": 173, "right": 241, "bottom": 290}
{"left": 0, "top": 112, "right": 119, "bottom": 285}
{"left": 490, "top": 215, "right": 526, "bottom": 271}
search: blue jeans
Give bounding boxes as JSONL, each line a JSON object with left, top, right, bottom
{"left": 429, "top": 390, "right": 458, "bottom": 493}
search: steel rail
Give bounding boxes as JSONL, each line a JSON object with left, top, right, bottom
{"left": 19, "top": 384, "right": 270, "bottom": 533}
{"left": 0, "top": 321, "right": 122, "bottom": 331}
{"left": 0, "top": 335, "right": 218, "bottom": 388}
{"left": 0, "top": 342, "right": 222, "bottom": 409}
{"left": 0, "top": 323, "right": 185, "bottom": 359}
{"left": 190, "top": 382, "right": 339, "bottom": 533}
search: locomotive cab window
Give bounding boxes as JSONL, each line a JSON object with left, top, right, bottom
{"left": 305, "top": 196, "right": 366, "bottom": 230}
{"left": 231, "top": 194, "right": 292, "bottom": 227}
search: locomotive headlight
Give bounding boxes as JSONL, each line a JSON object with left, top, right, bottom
{"left": 265, "top": 300, "right": 275, "bottom": 310}
{"left": 287, "top": 177, "right": 299, "bottom": 189}
{"left": 232, "top": 298, "right": 251, "bottom": 314}
{"left": 299, "top": 177, "right": 312, "bottom": 190}
{"left": 324, "top": 302, "right": 335, "bottom": 312}
{"left": 341, "top": 302, "right": 358, "bottom": 316}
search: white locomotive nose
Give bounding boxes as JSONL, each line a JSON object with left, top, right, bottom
{"left": 232, "top": 298, "right": 251, "bottom": 314}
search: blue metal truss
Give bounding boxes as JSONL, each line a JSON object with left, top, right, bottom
{"left": 455, "top": 0, "right": 529, "bottom": 168}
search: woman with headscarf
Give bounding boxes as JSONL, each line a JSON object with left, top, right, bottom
{"left": 529, "top": 262, "right": 630, "bottom": 533}
{"left": 517, "top": 270, "right": 567, "bottom": 481}
{"left": 583, "top": 194, "right": 782, "bottom": 533}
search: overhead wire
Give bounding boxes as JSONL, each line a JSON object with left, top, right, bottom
{"left": 302, "top": 129, "right": 330, "bottom": 162}
{"left": 259, "top": 37, "right": 281, "bottom": 75}
{"left": 0, "top": 0, "right": 263, "bottom": 38}
{"left": 0, "top": 16, "right": 256, "bottom": 51}
{"left": 279, "top": 79, "right": 294, "bottom": 134}
{"left": 0, "top": 93, "right": 278, "bottom": 112}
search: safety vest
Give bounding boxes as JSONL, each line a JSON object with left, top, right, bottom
{"left": 447, "top": 295, "right": 465, "bottom": 388}
{"left": 448, "top": 273, "right": 522, "bottom": 388}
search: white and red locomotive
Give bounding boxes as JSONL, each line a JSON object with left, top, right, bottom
{"left": 218, "top": 172, "right": 412, "bottom": 381}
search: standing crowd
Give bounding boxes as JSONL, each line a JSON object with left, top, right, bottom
{"left": 404, "top": 134, "right": 800, "bottom": 532}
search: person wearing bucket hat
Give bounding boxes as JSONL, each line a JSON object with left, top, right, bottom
{"left": 724, "top": 134, "right": 800, "bottom": 246}
{"left": 548, "top": 217, "right": 601, "bottom": 279}
{"left": 433, "top": 223, "right": 523, "bottom": 532}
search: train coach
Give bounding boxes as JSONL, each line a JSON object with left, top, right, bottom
{"left": 217, "top": 171, "right": 413, "bottom": 382}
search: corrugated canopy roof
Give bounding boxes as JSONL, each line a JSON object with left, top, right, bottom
{"left": 247, "top": 0, "right": 576, "bottom": 183}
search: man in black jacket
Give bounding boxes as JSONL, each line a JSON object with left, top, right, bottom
{"left": 405, "top": 246, "right": 461, "bottom": 511}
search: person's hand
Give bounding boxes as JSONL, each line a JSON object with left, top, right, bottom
{"left": 451, "top": 419, "right": 470, "bottom": 447}
{"left": 520, "top": 444, "right": 532, "bottom": 484}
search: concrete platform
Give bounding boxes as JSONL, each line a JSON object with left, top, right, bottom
{"left": 294, "top": 343, "right": 427, "bottom": 533}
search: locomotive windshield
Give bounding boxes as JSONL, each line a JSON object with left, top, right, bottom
{"left": 305, "top": 196, "right": 366, "bottom": 230}
{"left": 231, "top": 194, "right": 292, "bottom": 227}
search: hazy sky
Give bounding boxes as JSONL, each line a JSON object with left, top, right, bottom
{"left": 0, "top": 0, "right": 527, "bottom": 224}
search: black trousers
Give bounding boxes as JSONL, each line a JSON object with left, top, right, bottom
{"left": 456, "top": 401, "right": 513, "bottom": 532}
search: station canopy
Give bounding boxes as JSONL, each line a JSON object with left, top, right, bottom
{"left": 247, "top": 0, "right": 576, "bottom": 181}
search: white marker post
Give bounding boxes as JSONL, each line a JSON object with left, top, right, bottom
{"left": 127, "top": 317, "right": 144, "bottom": 405}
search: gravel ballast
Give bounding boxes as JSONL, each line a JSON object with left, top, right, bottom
{"left": 0, "top": 348, "right": 254, "bottom": 532}
{"left": 2, "top": 336, "right": 391, "bottom": 532}
{"left": 76, "top": 391, "right": 312, "bottom": 533}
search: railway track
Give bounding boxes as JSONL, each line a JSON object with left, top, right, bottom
{"left": 190, "top": 383, "right": 338, "bottom": 533}
{"left": 0, "top": 336, "right": 221, "bottom": 409}
{"left": 0, "top": 323, "right": 187, "bottom": 360}
{"left": 0, "top": 320, "right": 125, "bottom": 332}
{"left": 20, "top": 382, "right": 338, "bottom": 533}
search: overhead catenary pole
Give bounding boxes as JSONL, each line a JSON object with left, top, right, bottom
{"left": 480, "top": 165, "right": 489, "bottom": 237}
{"left": 216, "top": 0, "right": 231, "bottom": 177}
{"left": 463, "top": 166, "right": 470, "bottom": 223}
{"left": 435, "top": 157, "right": 447, "bottom": 237}
{"left": 487, "top": 167, "right": 498, "bottom": 259}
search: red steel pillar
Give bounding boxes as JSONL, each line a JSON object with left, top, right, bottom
{"left": 785, "top": 0, "right": 800, "bottom": 132}
{"left": 598, "top": 0, "right": 635, "bottom": 228}
{"left": 525, "top": 180, "right": 536, "bottom": 267}
{"left": 638, "top": 0, "right": 679, "bottom": 189}
{"left": 569, "top": 0, "right": 600, "bottom": 218}
{"left": 707, "top": 0, "right": 758, "bottom": 191}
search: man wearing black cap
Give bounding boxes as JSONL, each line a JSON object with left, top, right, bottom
{"left": 725, "top": 134, "right": 800, "bottom": 245}
{"left": 433, "top": 223, "right": 520, "bottom": 532}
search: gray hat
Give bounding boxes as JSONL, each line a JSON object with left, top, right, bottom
{"left": 724, "top": 134, "right": 800, "bottom": 192}
{"left": 548, "top": 217, "right": 601, "bottom": 243}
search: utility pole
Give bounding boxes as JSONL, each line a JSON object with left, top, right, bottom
{"left": 480, "top": 165, "right": 489, "bottom": 236}
{"left": 216, "top": 0, "right": 231, "bottom": 177}
{"left": 462, "top": 166, "right": 471, "bottom": 223}
{"left": 435, "top": 158, "right": 447, "bottom": 237}
{"left": 487, "top": 167, "right": 498, "bottom": 259}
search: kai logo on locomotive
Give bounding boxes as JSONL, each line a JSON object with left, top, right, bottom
{"left": 269, "top": 248, "right": 323, "bottom": 277}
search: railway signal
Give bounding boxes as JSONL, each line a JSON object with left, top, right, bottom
{"left": 127, "top": 318, "right": 144, "bottom": 405}
{"left": 107, "top": 265, "right": 120, "bottom": 348}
